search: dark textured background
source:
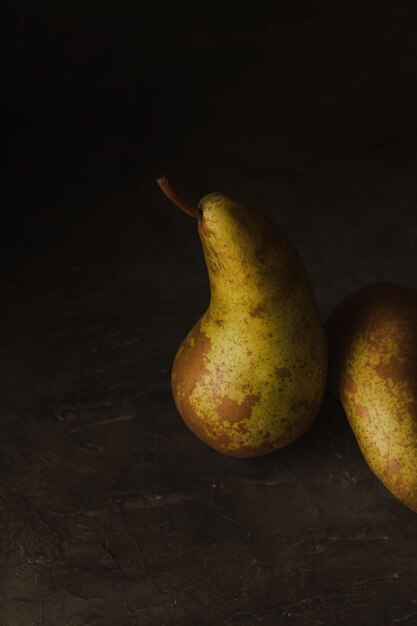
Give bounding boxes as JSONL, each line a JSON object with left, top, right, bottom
{"left": 3, "top": 1, "right": 417, "bottom": 624}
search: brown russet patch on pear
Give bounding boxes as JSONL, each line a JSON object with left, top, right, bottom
{"left": 249, "top": 303, "right": 266, "bottom": 318}
{"left": 215, "top": 319, "right": 224, "bottom": 327}
{"left": 172, "top": 322, "right": 212, "bottom": 430}
{"left": 181, "top": 407, "right": 217, "bottom": 448}
{"left": 216, "top": 393, "right": 260, "bottom": 424}
{"left": 344, "top": 373, "right": 358, "bottom": 395}
{"left": 242, "top": 393, "right": 260, "bottom": 410}
{"left": 375, "top": 355, "right": 409, "bottom": 383}
{"left": 387, "top": 458, "right": 402, "bottom": 474}
{"left": 352, "top": 402, "right": 369, "bottom": 419}
{"left": 275, "top": 367, "right": 291, "bottom": 379}
{"left": 216, "top": 397, "right": 241, "bottom": 423}
{"left": 173, "top": 323, "right": 211, "bottom": 389}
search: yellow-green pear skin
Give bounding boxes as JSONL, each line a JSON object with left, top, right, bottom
{"left": 327, "top": 283, "right": 417, "bottom": 513}
{"left": 172, "top": 192, "right": 328, "bottom": 457}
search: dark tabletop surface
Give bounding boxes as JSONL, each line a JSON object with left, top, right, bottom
{"left": 3, "top": 2, "right": 417, "bottom": 624}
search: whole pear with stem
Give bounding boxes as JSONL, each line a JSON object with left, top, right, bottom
{"left": 158, "top": 176, "right": 327, "bottom": 457}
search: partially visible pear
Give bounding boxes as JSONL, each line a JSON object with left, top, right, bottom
{"left": 158, "top": 177, "right": 327, "bottom": 457}
{"left": 327, "top": 283, "right": 417, "bottom": 513}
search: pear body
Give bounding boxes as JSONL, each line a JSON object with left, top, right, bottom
{"left": 327, "top": 283, "right": 417, "bottom": 512}
{"left": 172, "top": 193, "right": 327, "bottom": 457}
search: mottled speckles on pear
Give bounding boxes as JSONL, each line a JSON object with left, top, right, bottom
{"left": 327, "top": 282, "right": 417, "bottom": 514}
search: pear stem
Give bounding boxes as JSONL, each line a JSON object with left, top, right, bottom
{"left": 157, "top": 176, "right": 200, "bottom": 219}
